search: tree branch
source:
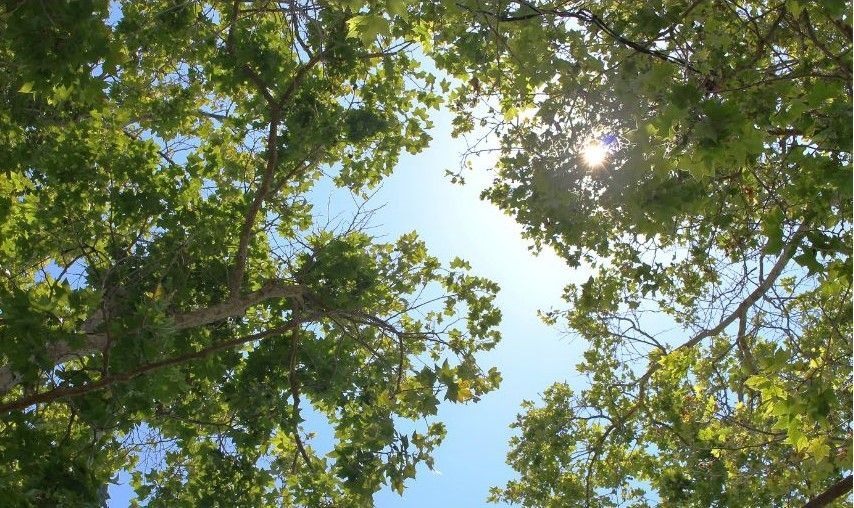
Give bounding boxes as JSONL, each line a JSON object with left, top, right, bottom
{"left": 0, "top": 281, "right": 304, "bottom": 396}
{"left": 286, "top": 310, "right": 313, "bottom": 471}
{"left": 582, "top": 220, "right": 810, "bottom": 505}
{"left": 459, "top": 0, "right": 700, "bottom": 73}
{"left": 228, "top": 112, "right": 281, "bottom": 297}
{"left": 802, "top": 474, "right": 853, "bottom": 508}
{"left": 0, "top": 320, "right": 310, "bottom": 415}
{"left": 641, "top": 220, "right": 810, "bottom": 382}
{"left": 224, "top": 2, "right": 329, "bottom": 298}
{"left": 226, "top": 0, "right": 278, "bottom": 106}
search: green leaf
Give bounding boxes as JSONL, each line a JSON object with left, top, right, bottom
{"left": 346, "top": 14, "right": 390, "bottom": 45}
{"left": 762, "top": 211, "right": 785, "bottom": 254}
{"left": 745, "top": 375, "right": 768, "bottom": 391}
{"left": 386, "top": 0, "right": 410, "bottom": 16}
{"left": 786, "top": 0, "right": 802, "bottom": 17}
{"left": 793, "top": 249, "right": 822, "bottom": 275}
{"left": 808, "top": 439, "right": 831, "bottom": 462}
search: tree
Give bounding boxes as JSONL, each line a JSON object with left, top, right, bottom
{"left": 0, "top": 1, "right": 503, "bottom": 505}
{"left": 429, "top": 0, "right": 852, "bottom": 506}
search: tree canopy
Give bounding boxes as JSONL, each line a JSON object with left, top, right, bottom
{"left": 0, "top": 0, "right": 851, "bottom": 506}
{"left": 0, "top": 1, "right": 502, "bottom": 505}
{"left": 428, "top": 0, "right": 852, "bottom": 506}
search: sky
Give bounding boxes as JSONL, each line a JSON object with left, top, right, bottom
{"left": 100, "top": 4, "right": 595, "bottom": 503}
{"left": 314, "top": 110, "right": 593, "bottom": 507}
{"left": 106, "top": 108, "right": 593, "bottom": 506}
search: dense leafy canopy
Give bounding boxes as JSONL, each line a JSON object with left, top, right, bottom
{"left": 0, "top": 1, "right": 503, "bottom": 505}
{"left": 428, "top": 0, "right": 852, "bottom": 506}
{"left": 1, "top": 0, "right": 851, "bottom": 506}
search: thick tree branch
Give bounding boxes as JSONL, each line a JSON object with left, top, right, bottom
{"left": 228, "top": 112, "right": 281, "bottom": 297}
{"left": 223, "top": 3, "right": 328, "bottom": 298}
{"left": 802, "top": 474, "right": 853, "bottom": 508}
{"left": 226, "top": 0, "right": 278, "bottom": 106}
{"left": 801, "top": 11, "right": 852, "bottom": 76}
{"left": 278, "top": 49, "right": 325, "bottom": 106}
{"left": 287, "top": 311, "right": 314, "bottom": 471}
{"left": 227, "top": 0, "right": 326, "bottom": 111}
{"left": 0, "top": 320, "right": 308, "bottom": 414}
{"left": 638, "top": 219, "right": 810, "bottom": 385}
{"left": 735, "top": 309, "right": 758, "bottom": 374}
{"left": 0, "top": 281, "right": 305, "bottom": 396}
{"left": 557, "top": 7, "right": 700, "bottom": 73}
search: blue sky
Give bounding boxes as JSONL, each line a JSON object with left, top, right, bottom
{"left": 100, "top": 5, "right": 593, "bottom": 502}
{"left": 107, "top": 108, "right": 591, "bottom": 506}
{"left": 323, "top": 110, "right": 591, "bottom": 506}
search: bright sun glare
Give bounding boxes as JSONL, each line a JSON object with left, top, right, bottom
{"left": 581, "top": 141, "right": 608, "bottom": 168}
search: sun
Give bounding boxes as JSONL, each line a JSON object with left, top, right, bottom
{"left": 581, "top": 140, "right": 608, "bottom": 168}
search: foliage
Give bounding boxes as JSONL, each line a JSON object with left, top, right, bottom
{"left": 2, "top": 0, "right": 851, "bottom": 505}
{"left": 0, "top": 1, "right": 502, "bottom": 505}
{"left": 430, "top": 0, "right": 852, "bottom": 505}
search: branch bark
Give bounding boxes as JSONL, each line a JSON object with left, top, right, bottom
{"left": 0, "top": 281, "right": 304, "bottom": 396}
{"left": 460, "top": 0, "right": 700, "bottom": 73}
{"left": 638, "top": 219, "right": 810, "bottom": 386}
{"left": 0, "top": 319, "right": 310, "bottom": 414}
{"left": 802, "top": 474, "right": 853, "bottom": 508}
{"left": 228, "top": 112, "right": 280, "bottom": 297}
{"left": 286, "top": 310, "right": 314, "bottom": 471}
{"left": 223, "top": 3, "right": 327, "bottom": 298}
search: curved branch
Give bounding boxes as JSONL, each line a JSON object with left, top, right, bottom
{"left": 802, "top": 474, "right": 853, "bottom": 508}
{"left": 0, "top": 281, "right": 305, "bottom": 396}
{"left": 459, "top": 0, "right": 700, "bottom": 73}
{"left": 0, "top": 321, "right": 307, "bottom": 414}
{"left": 638, "top": 219, "right": 810, "bottom": 386}
{"left": 581, "top": 220, "right": 810, "bottom": 505}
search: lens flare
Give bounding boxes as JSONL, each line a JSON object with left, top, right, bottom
{"left": 581, "top": 140, "right": 608, "bottom": 167}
